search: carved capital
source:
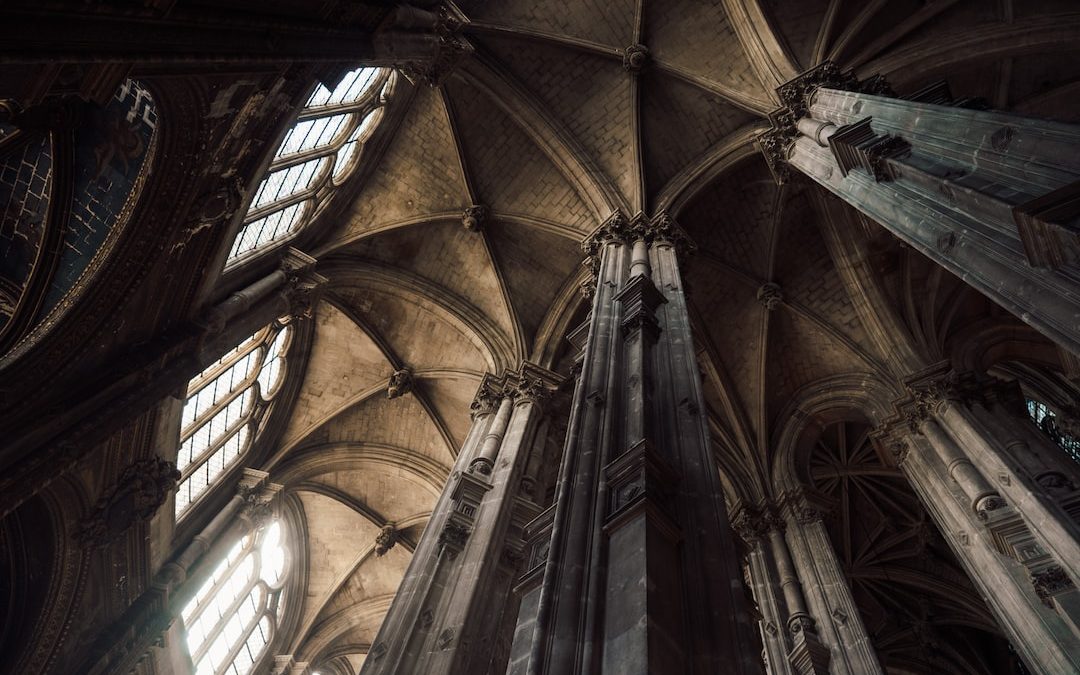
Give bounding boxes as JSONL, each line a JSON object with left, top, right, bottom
{"left": 399, "top": 5, "right": 472, "bottom": 87}
{"left": 731, "top": 503, "right": 784, "bottom": 544}
{"left": 280, "top": 248, "right": 327, "bottom": 320}
{"left": 238, "top": 469, "right": 282, "bottom": 528}
{"left": 387, "top": 367, "right": 413, "bottom": 399}
{"left": 470, "top": 374, "right": 504, "bottom": 419}
{"left": 74, "top": 457, "right": 179, "bottom": 548}
{"left": 776, "top": 61, "right": 860, "bottom": 118}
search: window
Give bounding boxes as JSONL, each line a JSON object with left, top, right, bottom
{"left": 181, "top": 520, "right": 289, "bottom": 675}
{"left": 227, "top": 67, "right": 393, "bottom": 263}
{"left": 175, "top": 322, "right": 293, "bottom": 517}
{"left": 1026, "top": 398, "right": 1080, "bottom": 464}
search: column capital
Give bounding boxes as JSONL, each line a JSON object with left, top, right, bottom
{"left": 757, "top": 61, "right": 894, "bottom": 185}
{"left": 507, "top": 361, "right": 564, "bottom": 409}
{"left": 237, "top": 468, "right": 283, "bottom": 528}
{"left": 470, "top": 373, "right": 505, "bottom": 419}
{"left": 280, "top": 248, "right": 328, "bottom": 320}
{"left": 74, "top": 456, "right": 180, "bottom": 548}
{"left": 730, "top": 502, "right": 785, "bottom": 545}
{"left": 581, "top": 211, "right": 696, "bottom": 276}
{"left": 396, "top": 4, "right": 473, "bottom": 87}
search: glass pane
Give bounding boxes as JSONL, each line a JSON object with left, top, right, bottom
{"left": 229, "top": 201, "right": 309, "bottom": 260}
{"left": 250, "top": 157, "right": 328, "bottom": 211}
{"left": 275, "top": 114, "right": 350, "bottom": 158}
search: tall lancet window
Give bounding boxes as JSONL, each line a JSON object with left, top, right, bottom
{"left": 181, "top": 520, "right": 290, "bottom": 675}
{"left": 227, "top": 66, "right": 394, "bottom": 263}
{"left": 175, "top": 322, "right": 292, "bottom": 517}
{"left": 1027, "top": 398, "right": 1080, "bottom": 464}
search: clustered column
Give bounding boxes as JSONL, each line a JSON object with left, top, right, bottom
{"left": 873, "top": 366, "right": 1080, "bottom": 671}
{"left": 505, "top": 212, "right": 761, "bottom": 675}
{"left": 361, "top": 362, "right": 562, "bottom": 675}
{"left": 757, "top": 61, "right": 1080, "bottom": 355}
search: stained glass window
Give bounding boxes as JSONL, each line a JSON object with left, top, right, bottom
{"left": 227, "top": 67, "right": 393, "bottom": 263}
{"left": 181, "top": 520, "right": 289, "bottom": 675}
{"left": 175, "top": 323, "right": 292, "bottom": 517}
{"left": 1026, "top": 398, "right": 1080, "bottom": 464}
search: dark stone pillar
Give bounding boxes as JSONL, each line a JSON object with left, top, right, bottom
{"left": 361, "top": 363, "right": 562, "bottom": 675}
{"left": 758, "top": 62, "right": 1080, "bottom": 355}
{"left": 507, "top": 212, "right": 761, "bottom": 675}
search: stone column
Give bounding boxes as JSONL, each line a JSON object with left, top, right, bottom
{"left": 886, "top": 428, "right": 1080, "bottom": 671}
{"left": 361, "top": 363, "right": 561, "bottom": 675}
{"left": 506, "top": 212, "right": 761, "bottom": 675}
{"left": 777, "top": 495, "right": 883, "bottom": 675}
{"left": 885, "top": 365, "right": 1080, "bottom": 641}
{"left": 732, "top": 504, "right": 838, "bottom": 675}
{"left": 757, "top": 62, "right": 1080, "bottom": 355}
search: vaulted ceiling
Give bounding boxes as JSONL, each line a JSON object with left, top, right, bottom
{"left": 264, "top": 1, "right": 1080, "bottom": 671}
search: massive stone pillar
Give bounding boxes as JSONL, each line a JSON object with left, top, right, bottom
{"left": 732, "top": 503, "right": 862, "bottom": 675}
{"left": 506, "top": 212, "right": 761, "bottom": 675}
{"left": 361, "top": 362, "right": 562, "bottom": 675}
{"left": 872, "top": 365, "right": 1080, "bottom": 668}
{"left": 876, "top": 419, "right": 1080, "bottom": 671}
{"left": 758, "top": 62, "right": 1080, "bottom": 355}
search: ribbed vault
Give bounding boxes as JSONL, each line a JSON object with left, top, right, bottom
{"left": 264, "top": 1, "right": 1080, "bottom": 670}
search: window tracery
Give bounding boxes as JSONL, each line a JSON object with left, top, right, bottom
{"left": 1026, "top": 398, "right": 1080, "bottom": 464}
{"left": 175, "top": 322, "right": 292, "bottom": 517}
{"left": 227, "top": 67, "right": 393, "bottom": 263}
{"left": 181, "top": 520, "right": 289, "bottom": 675}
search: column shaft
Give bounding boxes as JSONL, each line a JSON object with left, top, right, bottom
{"left": 362, "top": 365, "right": 560, "bottom": 675}
{"left": 510, "top": 212, "right": 761, "bottom": 675}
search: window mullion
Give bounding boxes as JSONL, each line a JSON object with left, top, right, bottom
{"left": 191, "top": 563, "right": 263, "bottom": 665}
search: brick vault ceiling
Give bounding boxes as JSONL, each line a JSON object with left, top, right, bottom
{"left": 272, "top": 1, "right": 1080, "bottom": 669}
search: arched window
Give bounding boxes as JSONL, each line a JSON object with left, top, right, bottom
{"left": 227, "top": 67, "right": 393, "bottom": 263}
{"left": 181, "top": 519, "right": 289, "bottom": 675}
{"left": 175, "top": 322, "right": 292, "bottom": 518}
{"left": 0, "top": 79, "right": 157, "bottom": 354}
{"left": 1026, "top": 397, "right": 1080, "bottom": 464}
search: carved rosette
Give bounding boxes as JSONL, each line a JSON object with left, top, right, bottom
{"left": 75, "top": 457, "right": 180, "bottom": 548}
{"left": 387, "top": 367, "right": 413, "bottom": 399}
{"left": 374, "top": 525, "right": 398, "bottom": 556}
{"left": 1032, "top": 565, "right": 1075, "bottom": 602}
{"left": 756, "top": 282, "right": 783, "bottom": 311}
{"left": 462, "top": 204, "right": 487, "bottom": 232}
{"left": 622, "top": 44, "right": 650, "bottom": 72}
